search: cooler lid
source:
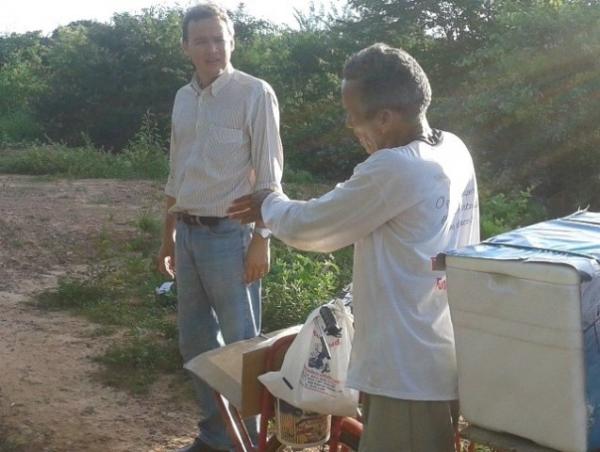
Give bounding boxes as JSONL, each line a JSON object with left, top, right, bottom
{"left": 443, "top": 210, "right": 600, "bottom": 282}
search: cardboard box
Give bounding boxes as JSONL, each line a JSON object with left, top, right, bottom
{"left": 184, "top": 325, "right": 301, "bottom": 417}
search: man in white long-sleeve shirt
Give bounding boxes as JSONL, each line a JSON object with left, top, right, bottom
{"left": 228, "top": 43, "right": 479, "bottom": 451}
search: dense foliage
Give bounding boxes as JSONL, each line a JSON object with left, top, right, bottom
{"left": 1, "top": 0, "right": 599, "bottom": 215}
{"left": 433, "top": 1, "right": 600, "bottom": 213}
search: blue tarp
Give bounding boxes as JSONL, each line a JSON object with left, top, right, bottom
{"left": 445, "top": 210, "right": 600, "bottom": 280}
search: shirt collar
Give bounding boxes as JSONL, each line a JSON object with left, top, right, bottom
{"left": 190, "top": 64, "right": 234, "bottom": 97}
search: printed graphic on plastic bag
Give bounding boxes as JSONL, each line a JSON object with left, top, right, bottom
{"left": 259, "top": 299, "right": 359, "bottom": 416}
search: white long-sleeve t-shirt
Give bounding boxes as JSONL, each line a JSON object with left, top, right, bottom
{"left": 262, "top": 131, "right": 480, "bottom": 400}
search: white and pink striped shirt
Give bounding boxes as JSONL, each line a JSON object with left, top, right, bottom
{"left": 165, "top": 65, "right": 283, "bottom": 216}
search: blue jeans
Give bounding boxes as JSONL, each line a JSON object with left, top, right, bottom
{"left": 175, "top": 219, "right": 261, "bottom": 449}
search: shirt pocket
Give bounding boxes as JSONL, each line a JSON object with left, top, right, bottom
{"left": 209, "top": 125, "right": 244, "bottom": 145}
{"left": 204, "top": 125, "right": 248, "bottom": 175}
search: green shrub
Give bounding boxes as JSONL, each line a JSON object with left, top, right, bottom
{"left": 116, "top": 113, "right": 169, "bottom": 180}
{"left": 0, "top": 46, "right": 46, "bottom": 144}
{"left": 0, "top": 115, "right": 169, "bottom": 179}
{"left": 129, "top": 210, "right": 163, "bottom": 257}
{"left": 262, "top": 241, "right": 352, "bottom": 332}
{"left": 0, "top": 143, "right": 116, "bottom": 177}
{"left": 0, "top": 110, "right": 42, "bottom": 144}
{"left": 282, "top": 167, "right": 317, "bottom": 185}
{"left": 480, "top": 189, "right": 546, "bottom": 239}
{"left": 433, "top": 2, "right": 600, "bottom": 215}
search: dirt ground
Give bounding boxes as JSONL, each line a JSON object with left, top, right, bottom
{"left": 0, "top": 175, "right": 199, "bottom": 451}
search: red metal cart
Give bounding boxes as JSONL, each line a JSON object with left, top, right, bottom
{"left": 212, "top": 331, "right": 362, "bottom": 452}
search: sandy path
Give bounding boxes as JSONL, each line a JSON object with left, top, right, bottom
{"left": 0, "top": 175, "right": 198, "bottom": 451}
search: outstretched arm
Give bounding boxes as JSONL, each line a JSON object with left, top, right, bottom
{"left": 229, "top": 156, "right": 417, "bottom": 253}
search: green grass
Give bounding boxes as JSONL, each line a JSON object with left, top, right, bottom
{"left": 128, "top": 213, "right": 163, "bottom": 257}
{"left": 83, "top": 325, "right": 119, "bottom": 338}
{"left": 0, "top": 438, "right": 28, "bottom": 452}
{"left": 93, "top": 335, "right": 182, "bottom": 395}
{"left": 36, "top": 278, "right": 108, "bottom": 310}
{"left": 34, "top": 212, "right": 179, "bottom": 393}
{"left": 0, "top": 425, "right": 42, "bottom": 452}
{"left": 0, "top": 116, "right": 169, "bottom": 180}
{"left": 0, "top": 143, "right": 168, "bottom": 180}
{"left": 136, "top": 211, "right": 162, "bottom": 236}
{"left": 35, "top": 264, "right": 180, "bottom": 395}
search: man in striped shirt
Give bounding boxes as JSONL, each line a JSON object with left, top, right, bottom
{"left": 157, "top": 4, "right": 283, "bottom": 452}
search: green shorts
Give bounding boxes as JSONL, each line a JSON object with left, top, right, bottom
{"left": 358, "top": 394, "right": 459, "bottom": 452}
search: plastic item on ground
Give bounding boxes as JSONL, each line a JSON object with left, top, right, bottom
{"left": 155, "top": 281, "right": 177, "bottom": 307}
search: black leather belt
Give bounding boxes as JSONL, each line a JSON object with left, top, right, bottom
{"left": 177, "top": 213, "right": 225, "bottom": 227}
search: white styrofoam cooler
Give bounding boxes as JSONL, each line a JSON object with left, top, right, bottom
{"left": 444, "top": 211, "right": 600, "bottom": 452}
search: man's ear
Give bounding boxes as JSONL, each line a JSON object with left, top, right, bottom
{"left": 379, "top": 109, "right": 391, "bottom": 124}
{"left": 378, "top": 109, "right": 395, "bottom": 132}
{"left": 381, "top": 109, "right": 405, "bottom": 130}
{"left": 181, "top": 39, "right": 190, "bottom": 58}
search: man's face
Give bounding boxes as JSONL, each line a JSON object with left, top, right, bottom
{"left": 182, "top": 16, "right": 234, "bottom": 86}
{"left": 341, "top": 79, "right": 380, "bottom": 154}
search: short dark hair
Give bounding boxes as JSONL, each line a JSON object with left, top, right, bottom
{"left": 182, "top": 3, "right": 235, "bottom": 43}
{"left": 343, "top": 43, "right": 432, "bottom": 120}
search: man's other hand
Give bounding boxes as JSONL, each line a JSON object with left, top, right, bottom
{"left": 157, "top": 241, "right": 176, "bottom": 278}
{"left": 244, "top": 235, "right": 270, "bottom": 283}
{"left": 227, "top": 189, "right": 273, "bottom": 224}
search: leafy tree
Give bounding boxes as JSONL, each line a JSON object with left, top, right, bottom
{"left": 36, "top": 8, "right": 187, "bottom": 149}
{"left": 0, "top": 31, "right": 47, "bottom": 67}
{"left": 433, "top": 1, "right": 600, "bottom": 214}
{"left": 232, "top": 4, "right": 366, "bottom": 178}
{"left": 2, "top": 0, "right": 599, "bottom": 217}
{"left": 0, "top": 34, "right": 46, "bottom": 142}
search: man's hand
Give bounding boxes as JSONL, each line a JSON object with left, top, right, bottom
{"left": 244, "top": 235, "right": 270, "bottom": 283}
{"left": 227, "top": 189, "right": 273, "bottom": 224}
{"left": 157, "top": 241, "right": 176, "bottom": 278}
{"left": 158, "top": 196, "right": 177, "bottom": 279}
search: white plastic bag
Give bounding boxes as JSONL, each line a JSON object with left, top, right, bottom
{"left": 258, "top": 299, "right": 359, "bottom": 416}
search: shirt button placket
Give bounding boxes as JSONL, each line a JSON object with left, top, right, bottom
{"left": 196, "top": 92, "right": 210, "bottom": 142}
{"left": 195, "top": 92, "right": 203, "bottom": 136}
